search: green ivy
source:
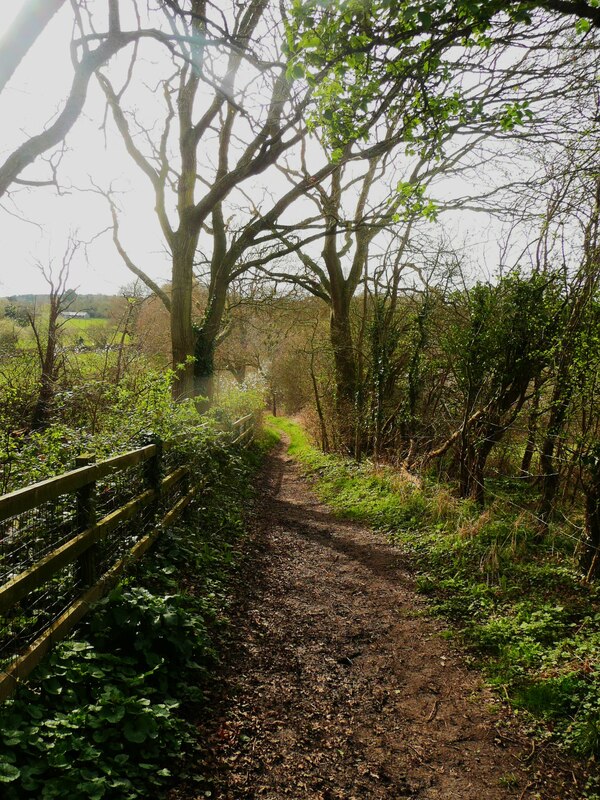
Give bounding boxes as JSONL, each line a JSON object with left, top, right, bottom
{"left": 0, "top": 420, "right": 270, "bottom": 799}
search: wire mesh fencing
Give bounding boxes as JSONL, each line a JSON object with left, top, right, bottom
{"left": 0, "top": 414, "right": 258, "bottom": 699}
{"left": 0, "top": 493, "right": 81, "bottom": 671}
{"left": 0, "top": 442, "right": 167, "bottom": 684}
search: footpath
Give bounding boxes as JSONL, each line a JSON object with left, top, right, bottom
{"left": 170, "top": 438, "right": 581, "bottom": 800}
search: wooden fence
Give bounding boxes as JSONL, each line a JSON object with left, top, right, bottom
{"left": 0, "top": 414, "right": 256, "bottom": 702}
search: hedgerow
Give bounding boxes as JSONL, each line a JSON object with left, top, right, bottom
{"left": 0, "top": 396, "right": 269, "bottom": 799}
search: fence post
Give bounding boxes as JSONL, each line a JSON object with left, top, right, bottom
{"left": 244, "top": 414, "right": 253, "bottom": 447}
{"left": 181, "top": 465, "right": 193, "bottom": 521}
{"left": 142, "top": 435, "right": 163, "bottom": 525}
{"left": 75, "top": 454, "right": 98, "bottom": 588}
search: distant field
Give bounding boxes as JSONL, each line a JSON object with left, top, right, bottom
{"left": 15, "top": 317, "right": 113, "bottom": 350}
{"left": 62, "top": 318, "right": 119, "bottom": 349}
{"left": 62, "top": 317, "right": 109, "bottom": 330}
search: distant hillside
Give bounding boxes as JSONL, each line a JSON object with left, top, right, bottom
{"left": 2, "top": 293, "right": 117, "bottom": 318}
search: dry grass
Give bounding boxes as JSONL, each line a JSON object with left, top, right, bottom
{"left": 427, "top": 485, "right": 461, "bottom": 524}
{"left": 458, "top": 507, "right": 494, "bottom": 538}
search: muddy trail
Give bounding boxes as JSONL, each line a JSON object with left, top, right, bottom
{"left": 171, "top": 439, "right": 582, "bottom": 800}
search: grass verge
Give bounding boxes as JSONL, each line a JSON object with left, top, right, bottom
{"left": 0, "top": 429, "right": 274, "bottom": 799}
{"left": 269, "top": 416, "right": 600, "bottom": 795}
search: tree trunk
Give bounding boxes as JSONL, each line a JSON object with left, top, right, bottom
{"left": 469, "top": 430, "right": 502, "bottom": 507}
{"left": 31, "top": 306, "right": 60, "bottom": 430}
{"left": 192, "top": 272, "right": 229, "bottom": 403}
{"left": 31, "top": 366, "right": 56, "bottom": 431}
{"left": 405, "top": 297, "right": 429, "bottom": 446}
{"left": 330, "top": 308, "right": 356, "bottom": 406}
{"left": 470, "top": 450, "right": 486, "bottom": 507}
{"left": 192, "top": 332, "right": 216, "bottom": 408}
{"left": 521, "top": 378, "right": 541, "bottom": 476}
{"left": 582, "top": 465, "right": 600, "bottom": 581}
{"left": 539, "top": 389, "right": 570, "bottom": 532}
{"left": 462, "top": 418, "right": 507, "bottom": 507}
{"left": 310, "top": 362, "right": 329, "bottom": 453}
{"left": 521, "top": 432, "right": 536, "bottom": 476}
{"left": 329, "top": 294, "right": 357, "bottom": 453}
{"left": 458, "top": 396, "right": 477, "bottom": 498}
{"left": 170, "top": 240, "right": 196, "bottom": 400}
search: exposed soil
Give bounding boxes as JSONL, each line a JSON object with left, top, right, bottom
{"left": 171, "top": 439, "right": 584, "bottom": 800}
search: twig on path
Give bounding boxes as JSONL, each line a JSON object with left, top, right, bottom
{"left": 426, "top": 699, "right": 441, "bottom": 723}
{"left": 407, "top": 743, "right": 425, "bottom": 763}
{"left": 523, "top": 740, "right": 536, "bottom": 763}
{"left": 519, "top": 781, "right": 535, "bottom": 800}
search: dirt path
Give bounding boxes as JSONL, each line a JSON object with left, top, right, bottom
{"left": 173, "top": 440, "right": 582, "bottom": 800}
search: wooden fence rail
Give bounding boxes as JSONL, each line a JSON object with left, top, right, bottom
{"left": 0, "top": 413, "right": 257, "bottom": 702}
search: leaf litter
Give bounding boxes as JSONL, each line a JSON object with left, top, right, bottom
{"left": 169, "top": 439, "right": 584, "bottom": 800}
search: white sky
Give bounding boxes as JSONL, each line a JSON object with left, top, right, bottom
{"left": 0, "top": 3, "right": 589, "bottom": 298}
{"left": 0, "top": 1, "right": 169, "bottom": 296}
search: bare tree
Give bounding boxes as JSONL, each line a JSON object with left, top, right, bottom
{"left": 97, "top": 1, "right": 319, "bottom": 398}
{"left": 27, "top": 238, "right": 79, "bottom": 430}
{"left": 98, "top": 0, "right": 549, "bottom": 401}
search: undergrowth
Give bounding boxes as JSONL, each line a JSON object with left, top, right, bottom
{"left": 270, "top": 416, "right": 600, "bottom": 792}
{"left": 0, "top": 425, "right": 274, "bottom": 799}
{"left": 0, "top": 377, "right": 265, "bottom": 494}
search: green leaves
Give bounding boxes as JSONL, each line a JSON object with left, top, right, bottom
{"left": 0, "top": 762, "right": 21, "bottom": 783}
{"left": 285, "top": 61, "right": 305, "bottom": 81}
{"left": 417, "top": 9, "right": 433, "bottom": 28}
{"left": 445, "top": 271, "right": 563, "bottom": 399}
{"left": 286, "top": 0, "right": 528, "bottom": 154}
{"left": 393, "top": 181, "right": 438, "bottom": 221}
{"left": 286, "top": 0, "right": 598, "bottom": 160}
{"left": 98, "top": 705, "right": 125, "bottom": 724}
{"left": 0, "top": 423, "right": 258, "bottom": 799}
{"left": 0, "top": 596, "right": 193, "bottom": 797}
{"left": 576, "top": 17, "right": 592, "bottom": 33}
{"left": 499, "top": 100, "right": 533, "bottom": 131}
{"left": 123, "top": 720, "right": 150, "bottom": 744}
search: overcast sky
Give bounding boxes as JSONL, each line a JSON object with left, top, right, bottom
{"left": 0, "top": 2, "right": 575, "bottom": 299}
{"left": 0, "top": 1, "right": 170, "bottom": 297}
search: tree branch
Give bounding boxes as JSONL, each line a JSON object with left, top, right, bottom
{"left": 0, "top": 0, "right": 67, "bottom": 94}
{"left": 0, "top": 30, "right": 144, "bottom": 197}
{"left": 108, "top": 198, "right": 172, "bottom": 313}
